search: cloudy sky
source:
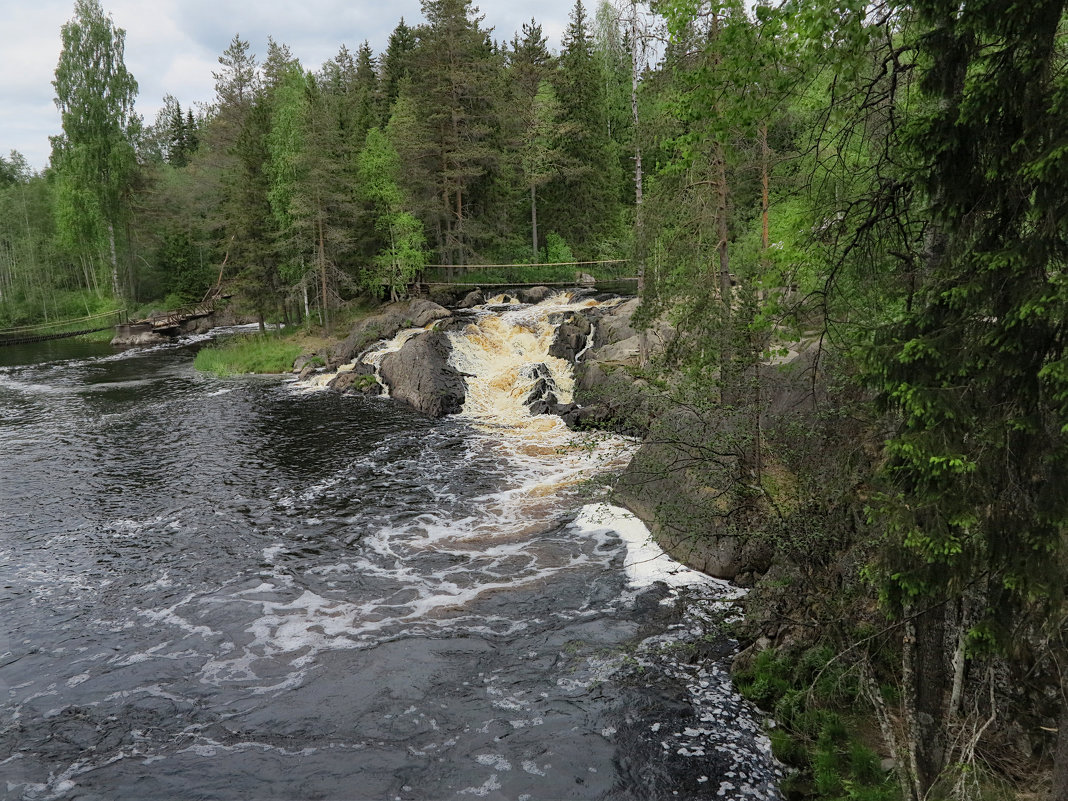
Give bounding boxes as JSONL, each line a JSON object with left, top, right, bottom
{"left": 1, "top": 0, "right": 578, "bottom": 171}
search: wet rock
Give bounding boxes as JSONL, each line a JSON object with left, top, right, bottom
{"left": 328, "top": 363, "right": 382, "bottom": 396}
{"left": 457, "top": 290, "right": 485, "bottom": 309}
{"left": 548, "top": 312, "right": 592, "bottom": 362}
{"left": 328, "top": 300, "right": 451, "bottom": 368}
{"left": 379, "top": 330, "right": 466, "bottom": 417}
{"left": 518, "top": 286, "right": 554, "bottom": 304}
{"left": 297, "top": 365, "right": 318, "bottom": 382}
{"left": 522, "top": 364, "right": 560, "bottom": 415}
{"left": 110, "top": 326, "right": 168, "bottom": 347}
{"left": 407, "top": 299, "right": 451, "bottom": 328}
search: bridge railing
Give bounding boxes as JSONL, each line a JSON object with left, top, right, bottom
{"left": 0, "top": 309, "right": 128, "bottom": 346}
{"left": 419, "top": 259, "right": 634, "bottom": 287}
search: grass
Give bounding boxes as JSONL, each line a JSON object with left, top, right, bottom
{"left": 194, "top": 333, "right": 303, "bottom": 376}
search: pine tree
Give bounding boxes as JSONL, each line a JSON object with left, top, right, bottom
{"left": 406, "top": 0, "right": 501, "bottom": 265}
{"left": 868, "top": 3, "right": 1068, "bottom": 797}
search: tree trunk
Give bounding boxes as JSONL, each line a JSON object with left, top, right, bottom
{"left": 107, "top": 221, "right": 120, "bottom": 298}
{"left": 318, "top": 211, "right": 329, "bottom": 330}
{"left": 631, "top": 0, "right": 645, "bottom": 299}
{"left": 1051, "top": 701, "right": 1068, "bottom": 801}
{"left": 903, "top": 605, "right": 949, "bottom": 800}
{"left": 715, "top": 142, "right": 730, "bottom": 310}
{"left": 531, "top": 184, "right": 539, "bottom": 262}
{"left": 760, "top": 122, "right": 770, "bottom": 256}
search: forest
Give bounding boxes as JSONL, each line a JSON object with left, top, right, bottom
{"left": 2, "top": 0, "right": 1067, "bottom": 799}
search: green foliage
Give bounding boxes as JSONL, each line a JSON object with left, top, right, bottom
{"left": 735, "top": 648, "right": 897, "bottom": 801}
{"left": 193, "top": 333, "right": 302, "bottom": 376}
{"left": 542, "top": 232, "right": 575, "bottom": 264}
{"left": 357, "top": 127, "right": 428, "bottom": 299}
{"left": 50, "top": 0, "right": 139, "bottom": 299}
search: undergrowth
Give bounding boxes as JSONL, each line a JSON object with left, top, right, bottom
{"left": 734, "top": 647, "right": 899, "bottom": 801}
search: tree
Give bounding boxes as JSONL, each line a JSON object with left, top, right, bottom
{"left": 379, "top": 18, "right": 417, "bottom": 121}
{"left": 357, "top": 127, "right": 428, "bottom": 300}
{"left": 521, "top": 82, "right": 569, "bottom": 260}
{"left": 406, "top": 0, "right": 501, "bottom": 265}
{"left": 50, "top": 0, "right": 139, "bottom": 298}
{"left": 868, "top": 2, "right": 1068, "bottom": 797}
{"left": 549, "top": 0, "right": 623, "bottom": 255}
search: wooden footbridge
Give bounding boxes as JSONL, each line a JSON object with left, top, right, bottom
{"left": 0, "top": 297, "right": 228, "bottom": 347}
{"left": 419, "top": 259, "right": 637, "bottom": 288}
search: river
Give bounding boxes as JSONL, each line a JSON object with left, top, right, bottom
{"left": 0, "top": 296, "right": 780, "bottom": 800}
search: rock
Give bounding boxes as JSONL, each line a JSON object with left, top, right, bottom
{"left": 561, "top": 403, "right": 615, "bottom": 431}
{"left": 328, "top": 300, "right": 451, "bottom": 368}
{"left": 110, "top": 325, "right": 168, "bottom": 347}
{"left": 457, "top": 290, "right": 485, "bottom": 309}
{"left": 297, "top": 365, "right": 318, "bottom": 382}
{"left": 407, "top": 299, "right": 451, "bottom": 327}
{"left": 292, "top": 354, "right": 322, "bottom": 373}
{"left": 614, "top": 405, "right": 775, "bottom": 580}
{"left": 548, "top": 312, "right": 592, "bottom": 362}
{"left": 590, "top": 335, "right": 641, "bottom": 365}
{"left": 178, "top": 316, "right": 213, "bottom": 335}
{"left": 521, "top": 364, "right": 560, "bottom": 415}
{"left": 576, "top": 272, "right": 596, "bottom": 286}
{"left": 592, "top": 298, "right": 640, "bottom": 349}
{"left": 379, "top": 331, "right": 466, "bottom": 417}
{"left": 518, "top": 286, "right": 554, "bottom": 304}
{"left": 328, "top": 364, "right": 382, "bottom": 396}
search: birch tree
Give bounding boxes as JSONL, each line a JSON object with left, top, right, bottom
{"left": 50, "top": 0, "right": 139, "bottom": 298}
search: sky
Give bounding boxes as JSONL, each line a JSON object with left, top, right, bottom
{"left": 1, "top": 0, "right": 578, "bottom": 171}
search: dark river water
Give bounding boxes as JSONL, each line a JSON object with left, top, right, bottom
{"left": 0, "top": 319, "right": 780, "bottom": 800}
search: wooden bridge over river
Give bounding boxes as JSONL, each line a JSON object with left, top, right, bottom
{"left": 0, "top": 298, "right": 227, "bottom": 347}
{"left": 0, "top": 260, "right": 636, "bottom": 347}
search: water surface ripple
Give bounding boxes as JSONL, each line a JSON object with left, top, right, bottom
{"left": 0, "top": 320, "right": 780, "bottom": 800}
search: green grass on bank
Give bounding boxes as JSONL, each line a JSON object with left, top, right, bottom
{"left": 194, "top": 334, "right": 302, "bottom": 376}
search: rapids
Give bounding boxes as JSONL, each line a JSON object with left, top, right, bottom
{"left": 0, "top": 296, "right": 781, "bottom": 800}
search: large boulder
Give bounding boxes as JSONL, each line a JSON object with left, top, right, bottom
{"left": 111, "top": 326, "right": 168, "bottom": 347}
{"left": 328, "top": 300, "right": 451, "bottom": 368}
{"left": 548, "top": 312, "right": 592, "bottom": 362}
{"left": 614, "top": 405, "right": 774, "bottom": 582}
{"left": 328, "top": 363, "right": 382, "bottom": 396}
{"left": 379, "top": 331, "right": 466, "bottom": 417}
{"left": 518, "top": 286, "right": 554, "bottom": 305}
{"left": 407, "top": 299, "right": 452, "bottom": 328}
{"left": 457, "top": 290, "right": 485, "bottom": 309}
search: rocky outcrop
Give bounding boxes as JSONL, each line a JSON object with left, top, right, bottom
{"left": 111, "top": 325, "right": 168, "bottom": 347}
{"left": 559, "top": 297, "right": 669, "bottom": 437}
{"left": 328, "top": 299, "right": 450, "bottom": 368}
{"left": 521, "top": 363, "right": 560, "bottom": 415}
{"left": 457, "top": 290, "right": 485, "bottom": 309}
{"left": 379, "top": 331, "right": 466, "bottom": 417}
{"left": 328, "top": 363, "right": 382, "bottom": 396}
{"left": 548, "top": 312, "right": 592, "bottom": 362}
{"left": 518, "top": 286, "right": 554, "bottom": 305}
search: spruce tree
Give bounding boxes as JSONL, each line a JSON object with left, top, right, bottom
{"left": 549, "top": 0, "right": 623, "bottom": 257}
{"left": 867, "top": 2, "right": 1068, "bottom": 797}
